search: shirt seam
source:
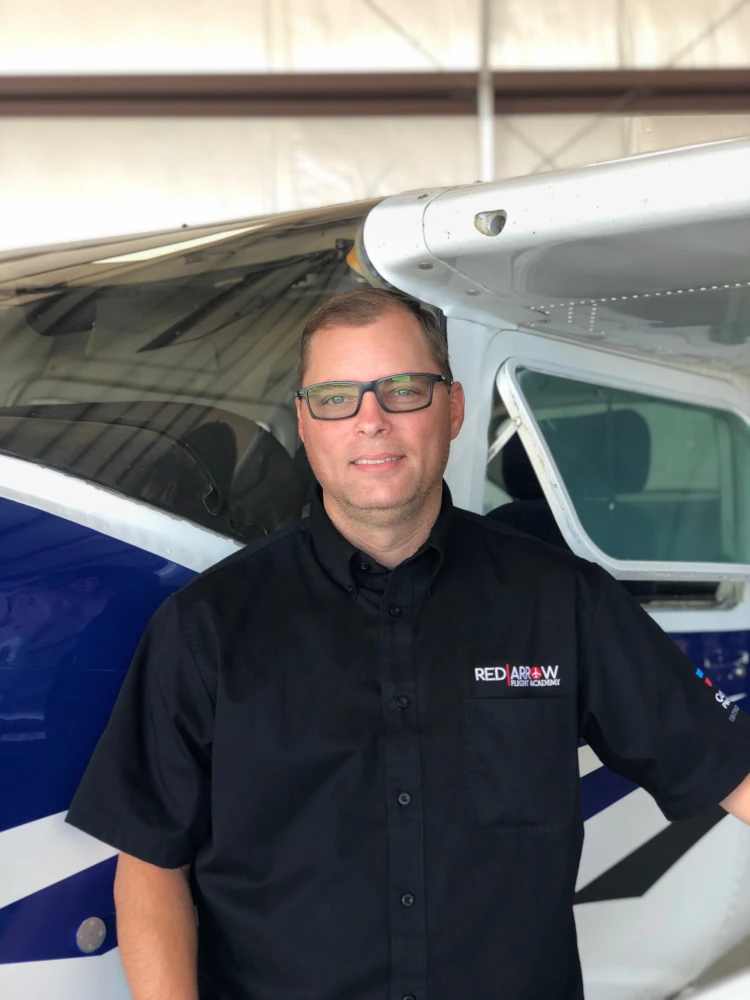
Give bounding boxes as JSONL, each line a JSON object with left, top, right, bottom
{"left": 167, "top": 595, "right": 216, "bottom": 708}
{"left": 148, "top": 599, "right": 214, "bottom": 799}
{"left": 176, "top": 519, "right": 309, "bottom": 595}
{"left": 453, "top": 506, "right": 588, "bottom": 566}
{"left": 580, "top": 563, "right": 605, "bottom": 667}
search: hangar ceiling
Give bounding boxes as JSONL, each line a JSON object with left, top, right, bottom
{"left": 1, "top": 0, "right": 749, "bottom": 73}
{"left": 1, "top": 0, "right": 749, "bottom": 247}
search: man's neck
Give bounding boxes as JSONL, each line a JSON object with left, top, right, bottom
{"left": 323, "top": 487, "right": 442, "bottom": 569}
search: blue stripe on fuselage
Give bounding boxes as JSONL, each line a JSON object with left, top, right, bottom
{"left": 0, "top": 497, "right": 194, "bottom": 833}
{"left": 0, "top": 857, "right": 118, "bottom": 963}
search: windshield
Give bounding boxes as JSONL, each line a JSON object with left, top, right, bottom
{"left": 0, "top": 204, "right": 379, "bottom": 540}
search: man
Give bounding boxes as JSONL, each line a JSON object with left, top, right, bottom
{"left": 67, "top": 287, "right": 750, "bottom": 1000}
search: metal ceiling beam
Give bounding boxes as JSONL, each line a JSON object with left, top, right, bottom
{"left": 0, "top": 70, "right": 749, "bottom": 116}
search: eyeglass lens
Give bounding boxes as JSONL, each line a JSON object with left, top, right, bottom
{"left": 307, "top": 374, "right": 434, "bottom": 419}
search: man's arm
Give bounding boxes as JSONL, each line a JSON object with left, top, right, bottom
{"left": 114, "top": 853, "right": 198, "bottom": 1000}
{"left": 579, "top": 567, "right": 750, "bottom": 822}
{"left": 721, "top": 772, "right": 750, "bottom": 824}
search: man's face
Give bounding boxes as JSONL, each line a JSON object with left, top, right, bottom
{"left": 296, "top": 307, "right": 464, "bottom": 521}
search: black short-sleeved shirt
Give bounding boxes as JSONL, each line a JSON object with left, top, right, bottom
{"left": 66, "top": 485, "right": 750, "bottom": 1000}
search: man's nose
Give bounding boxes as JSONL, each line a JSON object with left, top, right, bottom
{"left": 354, "top": 388, "right": 390, "bottom": 431}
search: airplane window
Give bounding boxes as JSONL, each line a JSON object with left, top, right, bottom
{"left": 0, "top": 203, "right": 412, "bottom": 541}
{"left": 517, "top": 370, "right": 750, "bottom": 566}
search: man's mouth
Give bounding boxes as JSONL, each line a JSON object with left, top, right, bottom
{"left": 352, "top": 456, "right": 403, "bottom": 466}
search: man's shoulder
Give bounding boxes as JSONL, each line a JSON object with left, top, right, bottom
{"left": 451, "top": 505, "right": 599, "bottom": 581}
{"left": 170, "top": 518, "right": 310, "bottom": 608}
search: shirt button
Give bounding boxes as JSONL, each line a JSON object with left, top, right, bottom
{"left": 401, "top": 893, "right": 415, "bottom": 907}
{"left": 360, "top": 561, "right": 370, "bottom": 571}
{"left": 389, "top": 604, "right": 401, "bottom": 617}
{"left": 396, "top": 695, "right": 410, "bottom": 710}
{"left": 398, "top": 792, "right": 412, "bottom": 806}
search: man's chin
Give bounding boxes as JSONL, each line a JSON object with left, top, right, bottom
{"left": 339, "top": 479, "right": 431, "bottom": 518}
{"left": 334, "top": 479, "right": 413, "bottom": 512}
{"left": 346, "top": 493, "right": 412, "bottom": 513}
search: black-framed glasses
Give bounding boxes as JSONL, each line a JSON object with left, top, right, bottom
{"left": 296, "top": 372, "right": 452, "bottom": 420}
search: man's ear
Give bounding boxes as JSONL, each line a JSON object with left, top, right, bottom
{"left": 295, "top": 397, "right": 305, "bottom": 444}
{"left": 449, "top": 381, "right": 465, "bottom": 441}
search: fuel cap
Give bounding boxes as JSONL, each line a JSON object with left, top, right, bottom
{"left": 76, "top": 916, "right": 107, "bottom": 954}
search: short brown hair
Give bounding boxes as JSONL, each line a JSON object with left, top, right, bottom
{"left": 297, "top": 288, "right": 452, "bottom": 386}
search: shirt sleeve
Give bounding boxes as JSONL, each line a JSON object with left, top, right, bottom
{"left": 579, "top": 566, "right": 750, "bottom": 821}
{"left": 65, "top": 594, "right": 213, "bottom": 868}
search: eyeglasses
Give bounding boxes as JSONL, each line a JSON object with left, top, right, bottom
{"left": 296, "top": 372, "right": 452, "bottom": 420}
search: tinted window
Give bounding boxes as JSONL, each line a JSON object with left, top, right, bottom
{"left": 519, "top": 370, "right": 750, "bottom": 564}
{"left": 0, "top": 206, "right": 379, "bottom": 540}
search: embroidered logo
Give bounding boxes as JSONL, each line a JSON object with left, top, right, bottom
{"left": 695, "top": 667, "right": 738, "bottom": 720}
{"left": 475, "top": 663, "right": 561, "bottom": 688}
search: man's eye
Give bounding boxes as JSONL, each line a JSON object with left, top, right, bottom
{"left": 322, "top": 395, "right": 349, "bottom": 406}
{"left": 387, "top": 387, "right": 422, "bottom": 398}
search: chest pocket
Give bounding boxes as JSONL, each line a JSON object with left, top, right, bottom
{"left": 465, "top": 696, "right": 577, "bottom": 831}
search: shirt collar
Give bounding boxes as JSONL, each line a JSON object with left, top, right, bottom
{"left": 308, "top": 482, "right": 452, "bottom": 595}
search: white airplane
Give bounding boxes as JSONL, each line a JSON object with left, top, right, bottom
{"left": 0, "top": 136, "right": 749, "bottom": 1000}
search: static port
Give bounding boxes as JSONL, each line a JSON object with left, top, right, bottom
{"left": 474, "top": 210, "right": 507, "bottom": 237}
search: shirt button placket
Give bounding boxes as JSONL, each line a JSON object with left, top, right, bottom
{"left": 380, "top": 576, "right": 427, "bottom": 1000}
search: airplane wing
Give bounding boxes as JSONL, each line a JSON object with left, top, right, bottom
{"left": 363, "top": 136, "right": 750, "bottom": 384}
